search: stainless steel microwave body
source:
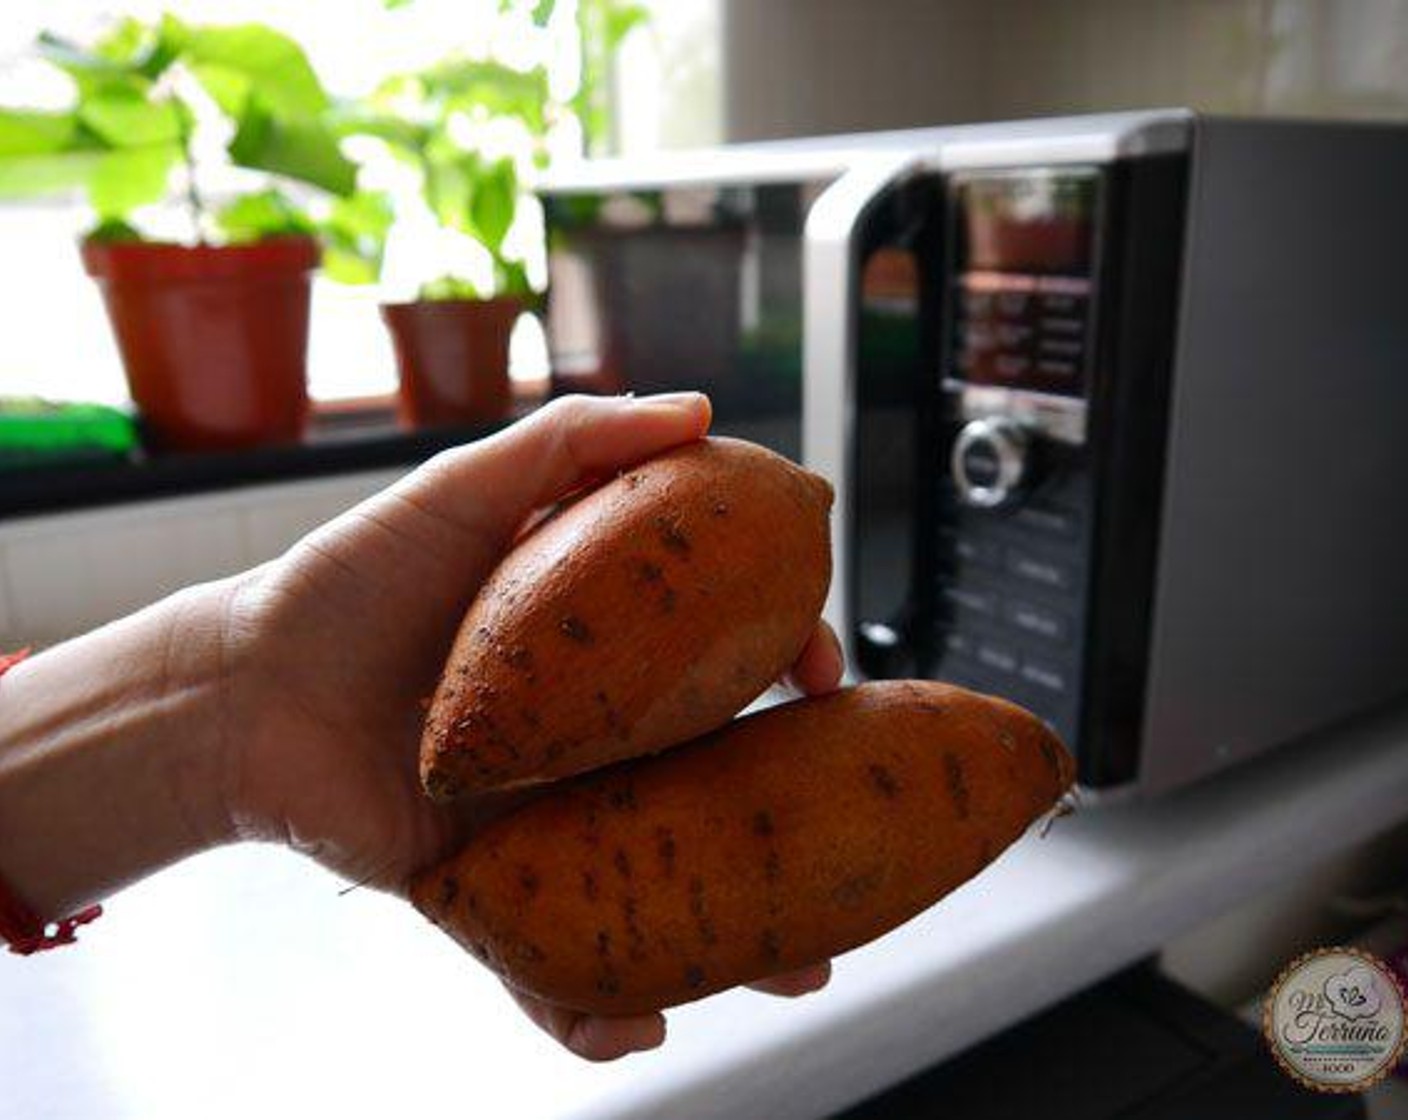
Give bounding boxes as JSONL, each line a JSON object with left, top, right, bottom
{"left": 540, "top": 111, "right": 1408, "bottom": 795}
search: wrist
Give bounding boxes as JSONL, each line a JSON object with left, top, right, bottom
{"left": 0, "top": 576, "right": 244, "bottom": 920}
{"left": 155, "top": 575, "right": 253, "bottom": 850}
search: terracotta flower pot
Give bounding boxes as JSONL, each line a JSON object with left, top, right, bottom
{"left": 81, "top": 237, "right": 319, "bottom": 453}
{"left": 381, "top": 297, "right": 522, "bottom": 428}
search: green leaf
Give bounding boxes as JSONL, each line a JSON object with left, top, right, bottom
{"left": 424, "top": 151, "right": 476, "bottom": 230}
{"left": 321, "top": 245, "right": 377, "bottom": 284}
{"left": 92, "top": 18, "right": 153, "bottom": 66}
{"left": 228, "top": 101, "right": 357, "bottom": 196}
{"left": 214, "top": 188, "right": 315, "bottom": 243}
{"left": 573, "top": 0, "right": 649, "bottom": 153}
{"left": 141, "top": 14, "right": 190, "bottom": 80}
{"left": 86, "top": 144, "right": 179, "bottom": 219}
{"left": 184, "top": 24, "right": 330, "bottom": 118}
{"left": 328, "top": 189, "right": 395, "bottom": 241}
{"left": 422, "top": 59, "right": 550, "bottom": 133}
{"left": 0, "top": 109, "right": 79, "bottom": 157}
{"left": 318, "top": 189, "right": 394, "bottom": 284}
{"left": 418, "top": 274, "right": 483, "bottom": 301}
{"left": 604, "top": 2, "right": 649, "bottom": 49}
{"left": 383, "top": 0, "right": 415, "bottom": 8}
{"left": 495, "top": 257, "right": 533, "bottom": 298}
{"left": 0, "top": 149, "right": 105, "bottom": 198}
{"left": 185, "top": 63, "right": 246, "bottom": 119}
{"left": 330, "top": 105, "right": 428, "bottom": 156}
{"left": 470, "top": 156, "right": 517, "bottom": 253}
{"left": 78, "top": 88, "right": 184, "bottom": 148}
{"left": 37, "top": 31, "right": 133, "bottom": 83}
{"left": 38, "top": 19, "right": 184, "bottom": 95}
{"left": 422, "top": 151, "right": 518, "bottom": 253}
{"left": 86, "top": 217, "right": 143, "bottom": 242}
{"left": 496, "top": 0, "right": 555, "bottom": 24}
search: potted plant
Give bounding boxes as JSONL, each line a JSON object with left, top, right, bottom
{"left": 342, "top": 56, "right": 547, "bottom": 428}
{"left": 0, "top": 14, "right": 370, "bottom": 452}
{"left": 340, "top": 0, "right": 647, "bottom": 428}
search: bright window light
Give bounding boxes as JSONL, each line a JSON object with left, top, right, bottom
{"left": 0, "top": 0, "right": 585, "bottom": 406}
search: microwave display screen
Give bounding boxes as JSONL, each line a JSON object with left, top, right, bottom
{"left": 949, "top": 170, "right": 1101, "bottom": 397}
{"left": 957, "top": 174, "right": 1097, "bottom": 273}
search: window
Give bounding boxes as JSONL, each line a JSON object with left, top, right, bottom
{"left": 0, "top": 0, "right": 723, "bottom": 408}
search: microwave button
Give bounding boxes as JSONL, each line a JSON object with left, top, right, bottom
{"left": 1038, "top": 338, "right": 1083, "bottom": 358}
{"left": 994, "top": 354, "right": 1032, "bottom": 378}
{"left": 940, "top": 583, "right": 998, "bottom": 616}
{"left": 1019, "top": 657, "right": 1068, "bottom": 694}
{"left": 1005, "top": 600, "right": 1070, "bottom": 642}
{"left": 995, "top": 291, "right": 1031, "bottom": 318}
{"left": 957, "top": 439, "right": 1004, "bottom": 489}
{"left": 995, "top": 322, "right": 1033, "bottom": 347}
{"left": 1035, "top": 358, "right": 1080, "bottom": 379}
{"left": 1012, "top": 505, "right": 1078, "bottom": 537}
{"left": 940, "top": 630, "right": 974, "bottom": 658}
{"left": 939, "top": 532, "right": 1003, "bottom": 568}
{"left": 1007, "top": 550, "right": 1074, "bottom": 590}
{"left": 1038, "top": 291, "right": 1086, "bottom": 315}
{"left": 963, "top": 323, "right": 995, "bottom": 351}
{"left": 952, "top": 418, "right": 1031, "bottom": 509}
{"left": 977, "top": 640, "right": 1019, "bottom": 674}
{"left": 1039, "top": 316, "right": 1084, "bottom": 335}
{"left": 963, "top": 290, "right": 994, "bottom": 317}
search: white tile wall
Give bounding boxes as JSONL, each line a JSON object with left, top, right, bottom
{"left": 238, "top": 473, "right": 401, "bottom": 563}
{"left": 0, "top": 469, "right": 404, "bottom": 647}
{"left": 723, "top": 0, "right": 1408, "bottom": 142}
{"left": 6, "top": 507, "right": 244, "bottom": 642}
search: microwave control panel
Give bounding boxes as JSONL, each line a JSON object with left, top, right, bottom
{"left": 932, "top": 167, "right": 1104, "bottom": 747}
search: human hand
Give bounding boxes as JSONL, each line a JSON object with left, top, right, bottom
{"left": 220, "top": 393, "right": 843, "bottom": 1059}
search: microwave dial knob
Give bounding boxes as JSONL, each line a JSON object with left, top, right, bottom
{"left": 952, "top": 418, "right": 1031, "bottom": 509}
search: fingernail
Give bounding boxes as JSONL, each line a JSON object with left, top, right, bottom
{"left": 804, "top": 963, "right": 833, "bottom": 993}
{"left": 636, "top": 391, "right": 707, "bottom": 408}
{"left": 634, "top": 392, "right": 712, "bottom": 437}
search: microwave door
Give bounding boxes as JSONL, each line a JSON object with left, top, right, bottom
{"left": 801, "top": 152, "right": 932, "bottom": 678}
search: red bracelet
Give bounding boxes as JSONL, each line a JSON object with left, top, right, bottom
{"left": 0, "top": 648, "right": 104, "bottom": 955}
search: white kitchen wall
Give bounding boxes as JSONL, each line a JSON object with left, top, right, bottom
{"left": 0, "top": 471, "right": 400, "bottom": 647}
{"left": 722, "top": 0, "right": 1408, "bottom": 141}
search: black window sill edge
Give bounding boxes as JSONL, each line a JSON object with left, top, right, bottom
{"left": 0, "top": 406, "right": 532, "bottom": 523}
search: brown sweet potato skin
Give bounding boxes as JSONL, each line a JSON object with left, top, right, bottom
{"left": 419, "top": 437, "right": 833, "bottom": 800}
{"left": 411, "top": 681, "right": 1074, "bottom": 1015}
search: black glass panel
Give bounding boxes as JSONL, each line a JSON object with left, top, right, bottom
{"left": 543, "top": 181, "right": 828, "bottom": 459}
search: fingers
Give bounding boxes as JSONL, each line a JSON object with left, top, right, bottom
{"left": 506, "top": 985, "right": 666, "bottom": 1062}
{"left": 784, "top": 620, "right": 845, "bottom": 696}
{"left": 504, "top": 958, "right": 830, "bottom": 1061}
{"left": 747, "top": 961, "right": 833, "bottom": 998}
{"left": 406, "top": 392, "right": 712, "bottom": 552}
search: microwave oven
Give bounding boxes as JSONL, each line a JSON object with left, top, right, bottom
{"left": 540, "top": 110, "right": 1408, "bottom": 795}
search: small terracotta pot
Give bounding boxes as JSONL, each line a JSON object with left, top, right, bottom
{"left": 381, "top": 297, "right": 522, "bottom": 428}
{"left": 81, "top": 237, "right": 318, "bottom": 453}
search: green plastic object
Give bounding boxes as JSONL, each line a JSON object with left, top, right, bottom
{"left": 0, "top": 398, "right": 137, "bottom": 469}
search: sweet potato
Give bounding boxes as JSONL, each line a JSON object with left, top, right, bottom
{"left": 419, "top": 436, "right": 833, "bottom": 801}
{"left": 411, "top": 680, "right": 1074, "bottom": 1015}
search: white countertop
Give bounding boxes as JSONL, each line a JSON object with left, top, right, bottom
{"left": 6, "top": 701, "right": 1408, "bottom": 1120}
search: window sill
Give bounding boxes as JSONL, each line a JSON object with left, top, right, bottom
{"left": 0, "top": 395, "right": 541, "bottom": 522}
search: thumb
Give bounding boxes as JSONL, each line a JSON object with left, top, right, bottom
{"left": 393, "top": 392, "right": 712, "bottom": 552}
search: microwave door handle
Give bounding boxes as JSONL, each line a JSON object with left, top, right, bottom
{"left": 803, "top": 152, "right": 924, "bottom": 677}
